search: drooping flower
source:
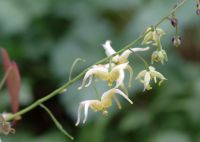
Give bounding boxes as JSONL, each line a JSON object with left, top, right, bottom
{"left": 172, "top": 35, "right": 181, "bottom": 47}
{"left": 75, "top": 88, "right": 133, "bottom": 126}
{"left": 142, "top": 27, "right": 165, "bottom": 46}
{"left": 102, "top": 40, "right": 149, "bottom": 64}
{"left": 151, "top": 49, "right": 168, "bottom": 64}
{"left": 0, "top": 113, "right": 15, "bottom": 135}
{"left": 197, "top": 3, "right": 200, "bottom": 15}
{"left": 136, "top": 66, "right": 167, "bottom": 91}
{"left": 170, "top": 17, "right": 178, "bottom": 27}
{"left": 78, "top": 62, "right": 131, "bottom": 90}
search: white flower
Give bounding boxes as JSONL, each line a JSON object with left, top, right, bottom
{"left": 142, "top": 27, "right": 165, "bottom": 46}
{"left": 75, "top": 88, "right": 133, "bottom": 126}
{"left": 136, "top": 66, "right": 167, "bottom": 91}
{"left": 102, "top": 40, "right": 149, "bottom": 64}
{"left": 78, "top": 62, "right": 131, "bottom": 90}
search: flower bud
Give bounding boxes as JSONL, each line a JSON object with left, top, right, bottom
{"left": 170, "top": 18, "right": 178, "bottom": 27}
{"left": 172, "top": 36, "right": 181, "bottom": 47}
{"left": 197, "top": 4, "right": 200, "bottom": 15}
{"left": 196, "top": 9, "right": 200, "bottom": 15}
{"left": 151, "top": 49, "right": 168, "bottom": 64}
{"left": 0, "top": 115, "right": 15, "bottom": 135}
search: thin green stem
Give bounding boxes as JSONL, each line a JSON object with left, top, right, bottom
{"left": 155, "top": 16, "right": 169, "bottom": 28}
{"left": 171, "top": 0, "right": 187, "bottom": 14}
{"left": 92, "top": 80, "right": 101, "bottom": 100}
{"left": 155, "top": 0, "right": 187, "bottom": 27}
{"left": 40, "top": 104, "right": 74, "bottom": 140}
{"left": 129, "top": 49, "right": 149, "bottom": 70}
{"left": 0, "top": 66, "right": 12, "bottom": 90}
{"left": 69, "top": 58, "right": 85, "bottom": 81}
{"left": 175, "top": 24, "right": 179, "bottom": 35}
{"left": 108, "top": 57, "right": 112, "bottom": 72}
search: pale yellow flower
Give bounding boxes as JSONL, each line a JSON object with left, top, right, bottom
{"left": 142, "top": 27, "right": 165, "bottom": 46}
{"left": 75, "top": 88, "right": 133, "bottom": 126}
{"left": 136, "top": 66, "right": 167, "bottom": 91}
{"left": 102, "top": 40, "right": 149, "bottom": 64}
{"left": 78, "top": 62, "right": 131, "bottom": 90}
{"left": 151, "top": 49, "right": 168, "bottom": 64}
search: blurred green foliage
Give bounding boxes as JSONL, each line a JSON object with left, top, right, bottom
{"left": 0, "top": 0, "right": 200, "bottom": 142}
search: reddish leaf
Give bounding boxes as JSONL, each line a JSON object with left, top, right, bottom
{"left": 1, "top": 48, "right": 21, "bottom": 113}
{"left": 1, "top": 48, "right": 12, "bottom": 69}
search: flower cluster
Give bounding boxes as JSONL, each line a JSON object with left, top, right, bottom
{"left": 75, "top": 37, "right": 168, "bottom": 126}
{"left": 142, "top": 27, "right": 168, "bottom": 64}
{"left": 76, "top": 40, "right": 150, "bottom": 126}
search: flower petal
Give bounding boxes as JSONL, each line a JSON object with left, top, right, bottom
{"left": 118, "top": 50, "right": 132, "bottom": 63}
{"left": 75, "top": 102, "right": 84, "bottom": 126}
{"left": 115, "top": 70, "right": 125, "bottom": 88}
{"left": 110, "top": 63, "right": 128, "bottom": 87}
{"left": 115, "top": 89, "right": 133, "bottom": 104}
{"left": 101, "top": 89, "right": 115, "bottom": 107}
{"left": 131, "top": 46, "right": 150, "bottom": 52}
{"left": 125, "top": 65, "right": 133, "bottom": 88}
{"left": 102, "top": 40, "right": 116, "bottom": 56}
{"left": 83, "top": 102, "right": 90, "bottom": 124}
{"left": 144, "top": 72, "right": 151, "bottom": 91}
{"left": 136, "top": 70, "right": 146, "bottom": 80}
{"left": 150, "top": 70, "right": 166, "bottom": 80}
{"left": 102, "top": 40, "right": 119, "bottom": 62}
{"left": 111, "top": 62, "right": 128, "bottom": 73}
{"left": 78, "top": 68, "right": 108, "bottom": 90}
{"left": 85, "top": 76, "right": 93, "bottom": 87}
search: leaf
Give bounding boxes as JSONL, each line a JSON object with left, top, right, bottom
{"left": 0, "top": 48, "right": 21, "bottom": 113}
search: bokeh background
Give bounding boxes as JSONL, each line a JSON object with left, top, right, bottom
{"left": 0, "top": 0, "right": 200, "bottom": 142}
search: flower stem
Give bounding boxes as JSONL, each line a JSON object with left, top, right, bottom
{"left": 155, "top": 0, "right": 187, "bottom": 27}
{"left": 92, "top": 81, "right": 101, "bottom": 100}
{"left": 0, "top": 66, "right": 12, "bottom": 90}
{"left": 69, "top": 58, "right": 85, "bottom": 81}
{"left": 129, "top": 49, "right": 149, "bottom": 70}
{"left": 40, "top": 104, "right": 74, "bottom": 140}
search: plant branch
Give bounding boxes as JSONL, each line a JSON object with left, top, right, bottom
{"left": 5, "top": 33, "right": 146, "bottom": 122}
{"left": 5, "top": 0, "right": 187, "bottom": 122}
